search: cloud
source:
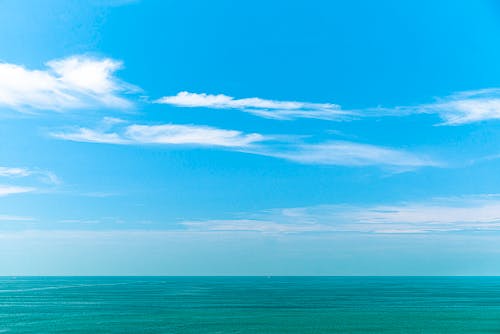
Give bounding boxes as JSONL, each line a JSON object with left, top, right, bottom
{"left": 415, "top": 89, "right": 500, "bottom": 125}
{"left": 5, "top": 55, "right": 494, "bottom": 125}
{"left": 125, "top": 124, "right": 266, "bottom": 147}
{"left": 0, "top": 55, "right": 134, "bottom": 112}
{"left": 52, "top": 128, "right": 128, "bottom": 144}
{"left": 353, "top": 201, "right": 500, "bottom": 227}
{"left": 181, "top": 195, "right": 500, "bottom": 234}
{"left": 0, "top": 166, "right": 60, "bottom": 185}
{"left": 155, "top": 91, "right": 351, "bottom": 120}
{"left": 247, "top": 141, "right": 440, "bottom": 169}
{"left": 362, "top": 88, "right": 500, "bottom": 125}
{"left": 0, "top": 167, "right": 31, "bottom": 177}
{"left": 0, "top": 166, "right": 60, "bottom": 196}
{"left": 52, "top": 119, "right": 437, "bottom": 168}
{"left": 3, "top": 55, "right": 496, "bottom": 125}
{"left": 156, "top": 89, "right": 500, "bottom": 125}
{"left": 0, "top": 185, "right": 35, "bottom": 196}
{"left": 344, "top": 195, "right": 500, "bottom": 232}
{"left": 0, "top": 215, "right": 34, "bottom": 222}
{"left": 52, "top": 123, "right": 266, "bottom": 147}
{"left": 183, "top": 219, "right": 327, "bottom": 233}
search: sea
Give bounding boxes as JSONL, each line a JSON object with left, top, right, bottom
{"left": 1, "top": 276, "right": 500, "bottom": 333}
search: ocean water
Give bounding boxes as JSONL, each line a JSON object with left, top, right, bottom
{"left": 1, "top": 277, "right": 500, "bottom": 333}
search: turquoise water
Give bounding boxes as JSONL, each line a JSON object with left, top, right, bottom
{"left": 2, "top": 277, "right": 500, "bottom": 333}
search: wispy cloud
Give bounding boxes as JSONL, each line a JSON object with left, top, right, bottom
{"left": 247, "top": 141, "right": 440, "bottom": 169}
{"left": 52, "top": 128, "right": 128, "bottom": 144}
{"left": 52, "top": 123, "right": 267, "bottom": 147}
{"left": 369, "top": 88, "right": 500, "bottom": 125}
{"left": 6, "top": 55, "right": 494, "bottom": 125}
{"left": 125, "top": 124, "right": 265, "bottom": 147}
{"left": 51, "top": 120, "right": 436, "bottom": 168}
{"left": 155, "top": 91, "right": 351, "bottom": 120}
{"left": 413, "top": 89, "right": 500, "bottom": 125}
{"left": 0, "top": 55, "right": 135, "bottom": 112}
{"left": 0, "top": 166, "right": 60, "bottom": 185}
{"left": 0, "top": 215, "right": 34, "bottom": 222}
{"left": 182, "top": 195, "right": 500, "bottom": 234}
{"left": 0, "top": 166, "right": 60, "bottom": 196}
{"left": 183, "top": 219, "right": 326, "bottom": 233}
{"left": 0, "top": 185, "right": 35, "bottom": 196}
{"left": 156, "top": 89, "right": 500, "bottom": 125}
{"left": 0, "top": 167, "right": 31, "bottom": 177}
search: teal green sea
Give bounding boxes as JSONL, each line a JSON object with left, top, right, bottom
{"left": 2, "top": 277, "right": 500, "bottom": 333}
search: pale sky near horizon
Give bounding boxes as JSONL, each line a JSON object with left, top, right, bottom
{"left": 2, "top": 0, "right": 500, "bottom": 275}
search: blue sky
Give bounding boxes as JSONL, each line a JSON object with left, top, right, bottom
{"left": 2, "top": 0, "right": 500, "bottom": 275}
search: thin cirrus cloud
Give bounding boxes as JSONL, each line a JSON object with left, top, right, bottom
{"left": 0, "top": 215, "right": 33, "bottom": 222}
{"left": 51, "top": 123, "right": 267, "bottom": 147}
{"left": 369, "top": 88, "right": 500, "bottom": 125}
{"left": 0, "top": 166, "right": 60, "bottom": 185}
{"left": 155, "top": 91, "right": 351, "bottom": 120}
{"left": 246, "top": 141, "right": 440, "bottom": 169}
{"left": 0, "top": 185, "right": 35, "bottom": 196}
{"left": 0, "top": 167, "right": 31, "bottom": 177}
{"left": 0, "top": 166, "right": 60, "bottom": 197}
{"left": 181, "top": 195, "right": 500, "bottom": 234}
{"left": 156, "top": 89, "right": 500, "bottom": 125}
{"left": 51, "top": 120, "right": 437, "bottom": 169}
{"left": 0, "top": 55, "right": 135, "bottom": 112}
{"left": 414, "top": 88, "right": 500, "bottom": 125}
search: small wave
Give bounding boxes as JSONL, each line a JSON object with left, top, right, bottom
{"left": 0, "top": 281, "right": 138, "bottom": 293}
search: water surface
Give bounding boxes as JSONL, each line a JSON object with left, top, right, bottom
{"left": 1, "top": 276, "right": 500, "bottom": 333}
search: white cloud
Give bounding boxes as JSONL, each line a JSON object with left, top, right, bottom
{"left": 418, "top": 89, "right": 500, "bottom": 125}
{"left": 0, "top": 215, "right": 34, "bottom": 222}
{"left": 0, "top": 185, "right": 35, "bottom": 196}
{"left": 156, "top": 89, "right": 500, "bottom": 125}
{"left": 52, "top": 119, "right": 437, "bottom": 168}
{"left": 0, "top": 166, "right": 60, "bottom": 185}
{"left": 0, "top": 166, "right": 60, "bottom": 196}
{"left": 52, "top": 128, "right": 128, "bottom": 144}
{"left": 247, "top": 141, "right": 440, "bottom": 169}
{"left": 354, "top": 202, "right": 500, "bottom": 226}
{"left": 365, "top": 88, "right": 500, "bottom": 125}
{"left": 155, "top": 91, "right": 351, "bottom": 120}
{"left": 0, "top": 55, "right": 134, "bottom": 112}
{"left": 181, "top": 195, "right": 500, "bottom": 234}
{"left": 52, "top": 123, "right": 266, "bottom": 147}
{"left": 344, "top": 196, "right": 500, "bottom": 232}
{"left": 0, "top": 167, "right": 31, "bottom": 177}
{"left": 125, "top": 124, "right": 265, "bottom": 147}
{"left": 183, "top": 219, "right": 327, "bottom": 233}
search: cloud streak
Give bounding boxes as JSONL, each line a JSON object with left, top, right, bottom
{"left": 156, "top": 91, "right": 351, "bottom": 120}
{"left": 0, "top": 167, "right": 31, "bottom": 177}
{"left": 0, "top": 166, "right": 60, "bottom": 196}
{"left": 0, "top": 55, "right": 134, "bottom": 112}
{"left": 156, "top": 89, "right": 500, "bottom": 125}
{"left": 0, "top": 215, "right": 34, "bottom": 222}
{"left": 247, "top": 141, "right": 439, "bottom": 169}
{"left": 181, "top": 195, "right": 500, "bottom": 234}
{"left": 414, "top": 89, "right": 500, "bottom": 125}
{"left": 52, "top": 123, "right": 267, "bottom": 147}
{"left": 0, "top": 166, "right": 60, "bottom": 185}
{"left": 0, "top": 185, "right": 35, "bottom": 196}
{"left": 52, "top": 120, "right": 436, "bottom": 168}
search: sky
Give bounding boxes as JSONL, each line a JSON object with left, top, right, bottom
{"left": 2, "top": 0, "right": 500, "bottom": 275}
